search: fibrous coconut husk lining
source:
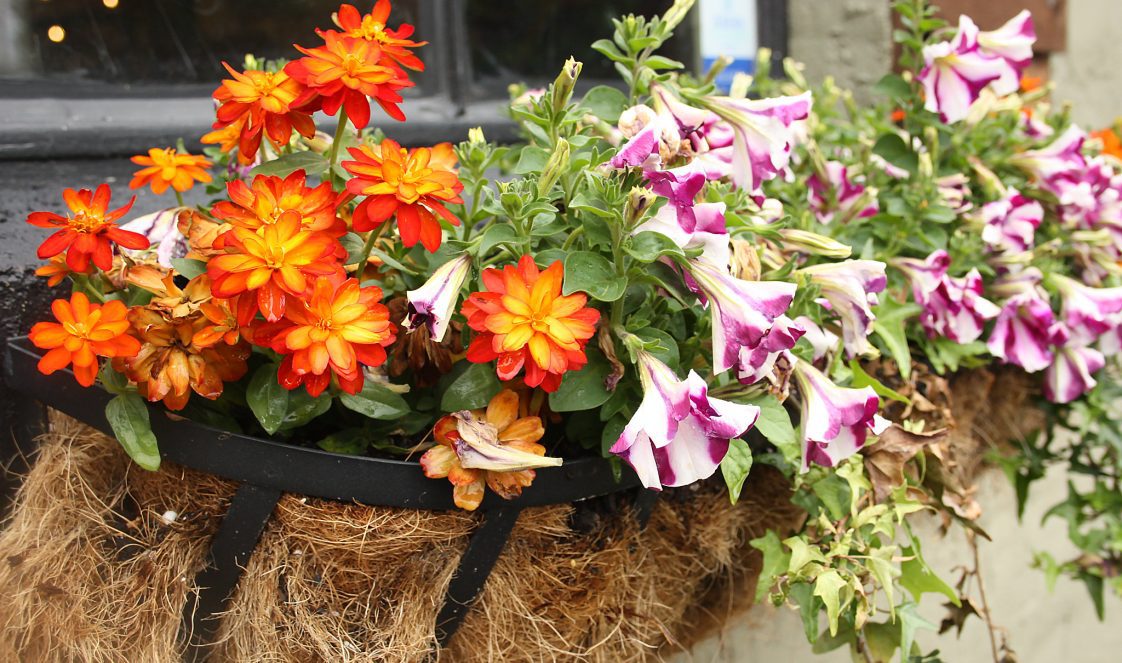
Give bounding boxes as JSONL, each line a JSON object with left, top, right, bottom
{"left": 0, "top": 411, "right": 802, "bottom": 662}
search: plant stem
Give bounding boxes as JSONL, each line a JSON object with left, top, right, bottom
{"left": 968, "top": 531, "right": 1002, "bottom": 663}
{"left": 174, "top": 190, "right": 185, "bottom": 208}
{"left": 327, "top": 109, "right": 350, "bottom": 185}
{"left": 356, "top": 223, "right": 386, "bottom": 276}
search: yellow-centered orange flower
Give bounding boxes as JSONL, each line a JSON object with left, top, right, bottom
{"left": 1093, "top": 127, "right": 1122, "bottom": 160}
{"left": 35, "top": 256, "right": 72, "bottom": 287}
{"left": 420, "top": 390, "right": 554, "bottom": 511}
{"left": 343, "top": 139, "right": 463, "bottom": 252}
{"left": 117, "top": 307, "right": 249, "bottom": 411}
{"left": 254, "top": 277, "right": 396, "bottom": 397}
{"left": 212, "top": 170, "right": 344, "bottom": 238}
{"left": 462, "top": 256, "right": 600, "bottom": 393}
{"left": 285, "top": 31, "right": 413, "bottom": 127}
{"left": 207, "top": 214, "right": 342, "bottom": 324}
{"left": 26, "top": 184, "right": 145, "bottom": 273}
{"left": 330, "top": 1, "right": 426, "bottom": 71}
{"left": 129, "top": 148, "right": 212, "bottom": 195}
{"left": 211, "top": 65, "right": 317, "bottom": 164}
{"left": 29, "top": 292, "right": 141, "bottom": 387}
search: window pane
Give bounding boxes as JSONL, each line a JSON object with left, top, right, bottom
{"left": 466, "top": 0, "right": 697, "bottom": 96}
{"left": 4, "top": 0, "right": 425, "bottom": 89}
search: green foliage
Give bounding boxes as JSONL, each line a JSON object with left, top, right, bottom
{"left": 105, "top": 393, "right": 161, "bottom": 471}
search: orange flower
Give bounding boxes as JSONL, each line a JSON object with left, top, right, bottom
{"left": 117, "top": 306, "right": 249, "bottom": 411}
{"left": 1020, "top": 74, "right": 1044, "bottom": 93}
{"left": 129, "top": 148, "right": 213, "bottom": 195}
{"left": 201, "top": 115, "right": 246, "bottom": 155}
{"left": 285, "top": 31, "right": 413, "bottom": 128}
{"left": 330, "top": 1, "right": 426, "bottom": 71}
{"left": 207, "top": 214, "right": 342, "bottom": 323}
{"left": 35, "top": 256, "right": 72, "bottom": 287}
{"left": 29, "top": 292, "right": 141, "bottom": 387}
{"left": 254, "top": 277, "right": 396, "bottom": 397}
{"left": 462, "top": 256, "right": 600, "bottom": 393}
{"left": 420, "top": 390, "right": 556, "bottom": 511}
{"left": 212, "top": 170, "right": 344, "bottom": 237}
{"left": 342, "top": 139, "right": 463, "bottom": 252}
{"left": 196, "top": 297, "right": 245, "bottom": 348}
{"left": 1093, "top": 128, "right": 1122, "bottom": 160}
{"left": 26, "top": 184, "right": 146, "bottom": 273}
{"left": 211, "top": 65, "right": 317, "bottom": 164}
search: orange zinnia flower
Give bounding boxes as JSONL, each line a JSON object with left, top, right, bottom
{"left": 1020, "top": 74, "right": 1044, "bottom": 93}
{"left": 462, "top": 256, "right": 600, "bottom": 393}
{"left": 129, "top": 147, "right": 213, "bottom": 195}
{"left": 207, "top": 214, "right": 342, "bottom": 323}
{"left": 254, "top": 277, "right": 396, "bottom": 397}
{"left": 211, "top": 64, "right": 317, "bottom": 164}
{"left": 420, "top": 389, "right": 557, "bottom": 511}
{"left": 29, "top": 292, "right": 141, "bottom": 387}
{"left": 26, "top": 184, "right": 146, "bottom": 273}
{"left": 1093, "top": 128, "right": 1122, "bottom": 160}
{"left": 343, "top": 139, "right": 463, "bottom": 252}
{"left": 330, "top": 1, "right": 426, "bottom": 71}
{"left": 285, "top": 31, "right": 413, "bottom": 128}
{"left": 212, "top": 170, "right": 344, "bottom": 237}
{"left": 117, "top": 307, "right": 250, "bottom": 411}
{"left": 35, "top": 256, "right": 72, "bottom": 287}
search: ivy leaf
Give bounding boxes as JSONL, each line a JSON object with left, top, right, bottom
{"left": 720, "top": 437, "right": 753, "bottom": 504}
{"left": 249, "top": 151, "right": 327, "bottom": 178}
{"left": 105, "top": 393, "right": 161, "bottom": 471}
{"left": 580, "top": 85, "right": 628, "bottom": 123}
{"left": 750, "top": 531, "right": 790, "bottom": 603}
{"left": 813, "top": 569, "right": 848, "bottom": 637}
{"left": 340, "top": 381, "right": 410, "bottom": 420}
{"left": 872, "top": 300, "right": 921, "bottom": 380}
{"left": 897, "top": 602, "right": 936, "bottom": 659}
{"left": 867, "top": 546, "right": 901, "bottom": 619}
{"left": 441, "top": 362, "right": 502, "bottom": 411}
{"left": 746, "top": 394, "right": 800, "bottom": 463}
{"left": 247, "top": 363, "right": 289, "bottom": 435}
{"left": 811, "top": 474, "right": 852, "bottom": 520}
{"left": 563, "top": 251, "right": 626, "bottom": 302}
{"left": 900, "top": 543, "right": 960, "bottom": 606}
{"left": 849, "top": 360, "right": 910, "bottom": 404}
{"left": 785, "top": 536, "right": 827, "bottom": 575}
{"left": 170, "top": 258, "right": 207, "bottom": 280}
{"left": 549, "top": 349, "right": 613, "bottom": 412}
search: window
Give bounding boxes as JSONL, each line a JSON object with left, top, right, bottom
{"left": 0, "top": 0, "right": 786, "bottom": 158}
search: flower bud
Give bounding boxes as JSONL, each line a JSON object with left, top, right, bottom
{"left": 537, "top": 138, "right": 571, "bottom": 197}
{"left": 551, "top": 57, "right": 583, "bottom": 113}
{"left": 467, "top": 126, "right": 486, "bottom": 147}
{"left": 661, "top": 0, "right": 696, "bottom": 32}
{"left": 778, "top": 229, "right": 852, "bottom": 259}
{"left": 624, "top": 187, "right": 657, "bottom": 226}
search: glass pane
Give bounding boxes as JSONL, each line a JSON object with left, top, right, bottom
{"left": 3, "top": 0, "right": 425, "bottom": 89}
{"left": 466, "top": 0, "right": 698, "bottom": 96}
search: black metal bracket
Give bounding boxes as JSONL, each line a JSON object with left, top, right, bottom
{"left": 433, "top": 506, "right": 522, "bottom": 650}
{"left": 183, "top": 482, "right": 281, "bottom": 661}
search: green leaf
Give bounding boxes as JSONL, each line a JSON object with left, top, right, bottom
{"left": 340, "top": 232, "right": 367, "bottom": 265}
{"left": 872, "top": 301, "right": 921, "bottom": 380}
{"left": 600, "top": 414, "right": 627, "bottom": 457}
{"left": 580, "top": 85, "right": 628, "bottom": 123}
{"left": 897, "top": 602, "right": 936, "bottom": 659}
{"left": 105, "top": 393, "right": 161, "bottom": 471}
{"left": 340, "top": 381, "right": 410, "bottom": 420}
{"left": 478, "top": 224, "right": 520, "bottom": 255}
{"left": 873, "top": 73, "right": 912, "bottom": 100}
{"left": 789, "top": 583, "right": 822, "bottom": 642}
{"left": 868, "top": 546, "right": 901, "bottom": 619}
{"left": 633, "top": 326, "right": 679, "bottom": 368}
{"left": 746, "top": 394, "right": 799, "bottom": 462}
{"left": 549, "top": 349, "right": 613, "bottom": 412}
{"left": 872, "top": 133, "right": 918, "bottom": 176}
{"left": 247, "top": 363, "right": 289, "bottom": 435}
{"left": 645, "top": 55, "right": 684, "bottom": 71}
{"left": 720, "top": 438, "right": 753, "bottom": 504}
{"left": 317, "top": 429, "right": 369, "bottom": 455}
{"left": 568, "top": 192, "right": 614, "bottom": 218}
{"left": 812, "top": 474, "right": 852, "bottom": 520}
{"left": 563, "top": 251, "right": 626, "bottom": 302}
{"left": 512, "top": 145, "right": 549, "bottom": 174}
{"left": 849, "top": 360, "right": 910, "bottom": 404}
{"left": 278, "top": 389, "right": 332, "bottom": 431}
{"left": 1082, "top": 572, "right": 1106, "bottom": 620}
{"left": 441, "top": 362, "right": 502, "bottom": 411}
{"left": 625, "top": 231, "right": 685, "bottom": 262}
{"left": 786, "top": 536, "right": 827, "bottom": 575}
{"left": 813, "top": 569, "right": 848, "bottom": 636}
{"left": 249, "top": 151, "right": 328, "bottom": 178}
{"left": 170, "top": 258, "right": 207, "bottom": 280}
{"left": 750, "top": 530, "right": 790, "bottom": 603}
{"left": 900, "top": 543, "right": 960, "bottom": 606}
{"left": 98, "top": 362, "right": 129, "bottom": 396}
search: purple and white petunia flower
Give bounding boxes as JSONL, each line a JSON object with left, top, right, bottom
{"left": 792, "top": 358, "right": 885, "bottom": 472}
{"left": 610, "top": 349, "right": 760, "bottom": 489}
{"left": 1050, "top": 273, "right": 1122, "bottom": 345}
{"left": 807, "top": 161, "right": 879, "bottom": 225}
{"left": 684, "top": 258, "right": 798, "bottom": 374}
{"left": 736, "top": 314, "right": 806, "bottom": 385}
{"left": 795, "top": 315, "right": 840, "bottom": 363}
{"left": 894, "top": 250, "right": 1001, "bottom": 343}
{"left": 1012, "top": 124, "right": 1087, "bottom": 184}
{"left": 611, "top": 106, "right": 682, "bottom": 169}
{"left": 635, "top": 200, "right": 731, "bottom": 270}
{"left": 980, "top": 189, "right": 1044, "bottom": 254}
{"left": 798, "top": 260, "right": 888, "bottom": 357}
{"left": 120, "top": 208, "right": 189, "bottom": 268}
{"left": 644, "top": 163, "right": 708, "bottom": 231}
{"left": 977, "top": 10, "right": 1037, "bottom": 95}
{"left": 699, "top": 91, "right": 813, "bottom": 191}
{"left": 403, "top": 253, "right": 472, "bottom": 342}
{"left": 919, "top": 16, "right": 1014, "bottom": 124}
{"left": 936, "top": 173, "right": 974, "bottom": 214}
{"left": 1043, "top": 342, "right": 1105, "bottom": 404}
{"left": 986, "top": 274, "right": 1059, "bottom": 372}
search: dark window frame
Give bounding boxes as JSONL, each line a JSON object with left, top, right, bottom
{"left": 0, "top": 0, "right": 787, "bottom": 160}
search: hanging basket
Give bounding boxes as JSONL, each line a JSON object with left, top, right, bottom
{"left": 0, "top": 338, "right": 804, "bottom": 662}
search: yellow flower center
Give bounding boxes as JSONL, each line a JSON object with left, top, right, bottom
{"left": 252, "top": 72, "right": 279, "bottom": 97}
{"left": 68, "top": 211, "right": 107, "bottom": 233}
{"left": 357, "top": 17, "right": 389, "bottom": 43}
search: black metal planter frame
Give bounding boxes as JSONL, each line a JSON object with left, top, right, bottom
{"left": 4, "top": 338, "right": 650, "bottom": 660}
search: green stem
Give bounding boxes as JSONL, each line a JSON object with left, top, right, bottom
{"left": 461, "top": 180, "right": 484, "bottom": 242}
{"left": 327, "top": 109, "right": 350, "bottom": 185}
{"left": 356, "top": 225, "right": 382, "bottom": 274}
{"left": 174, "top": 190, "right": 185, "bottom": 208}
{"left": 561, "top": 226, "right": 585, "bottom": 250}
